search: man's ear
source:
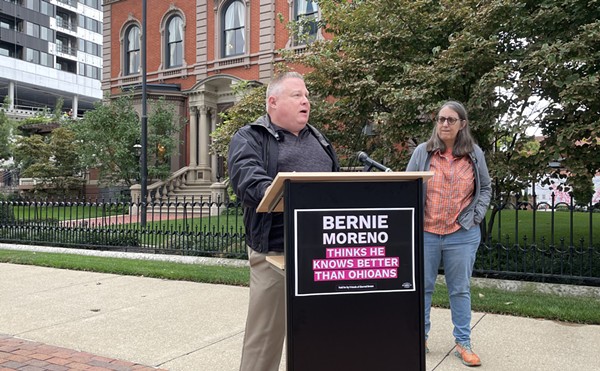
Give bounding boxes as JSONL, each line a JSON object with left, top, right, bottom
{"left": 268, "top": 96, "right": 277, "bottom": 110}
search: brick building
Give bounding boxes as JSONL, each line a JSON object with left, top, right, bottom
{"left": 102, "top": 0, "right": 320, "bottom": 201}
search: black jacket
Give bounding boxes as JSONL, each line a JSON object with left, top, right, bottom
{"left": 228, "top": 114, "right": 339, "bottom": 253}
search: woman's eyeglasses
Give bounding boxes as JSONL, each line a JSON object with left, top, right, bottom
{"left": 436, "top": 116, "right": 462, "bottom": 126}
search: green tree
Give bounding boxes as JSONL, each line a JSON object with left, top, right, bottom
{"left": 147, "top": 97, "right": 185, "bottom": 181}
{"left": 214, "top": 0, "right": 600, "bottom": 222}
{"left": 284, "top": 0, "right": 600, "bottom": 229}
{"left": 0, "top": 98, "right": 16, "bottom": 161}
{"left": 13, "top": 127, "right": 84, "bottom": 197}
{"left": 211, "top": 82, "right": 267, "bottom": 203}
{"left": 288, "top": 1, "right": 535, "bottom": 163}
{"left": 212, "top": 82, "right": 266, "bottom": 159}
{"left": 73, "top": 93, "right": 183, "bottom": 187}
{"left": 514, "top": 0, "right": 600, "bottom": 206}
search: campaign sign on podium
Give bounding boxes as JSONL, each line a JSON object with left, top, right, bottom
{"left": 294, "top": 208, "right": 416, "bottom": 296}
{"left": 258, "top": 172, "right": 431, "bottom": 371}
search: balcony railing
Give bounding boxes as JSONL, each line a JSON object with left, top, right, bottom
{"left": 56, "top": 18, "right": 76, "bottom": 32}
{"left": 56, "top": 44, "right": 77, "bottom": 56}
{"left": 56, "top": 0, "right": 77, "bottom": 8}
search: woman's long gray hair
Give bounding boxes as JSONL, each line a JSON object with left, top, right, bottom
{"left": 425, "top": 101, "right": 476, "bottom": 157}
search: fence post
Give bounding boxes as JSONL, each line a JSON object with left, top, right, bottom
{"left": 130, "top": 184, "right": 141, "bottom": 215}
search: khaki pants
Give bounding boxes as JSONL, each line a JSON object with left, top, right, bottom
{"left": 239, "top": 248, "right": 285, "bottom": 371}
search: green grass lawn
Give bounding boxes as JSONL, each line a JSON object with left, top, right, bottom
{"left": 487, "top": 209, "right": 600, "bottom": 247}
{"left": 1, "top": 248, "right": 599, "bottom": 325}
{"left": 433, "top": 281, "right": 600, "bottom": 325}
{"left": 0, "top": 248, "right": 249, "bottom": 286}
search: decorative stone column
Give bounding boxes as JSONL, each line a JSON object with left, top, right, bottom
{"left": 198, "top": 106, "right": 210, "bottom": 168}
{"left": 72, "top": 95, "right": 78, "bottom": 116}
{"left": 8, "top": 82, "right": 14, "bottom": 110}
{"left": 129, "top": 184, "right": 141, "bottom": 215}
{"left": 211, "top": 109, "right": 219, "bottom": 182}
{"left": 189, "top": 106, "right": 198, "bottom": 167}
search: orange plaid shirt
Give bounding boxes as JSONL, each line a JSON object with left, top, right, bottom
{"left": 424, "top": 151, "right": 475, "bottom": 235}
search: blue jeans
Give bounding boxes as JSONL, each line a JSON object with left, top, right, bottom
{"left": 423, "top": 227, "right": 480, "bottom": 345}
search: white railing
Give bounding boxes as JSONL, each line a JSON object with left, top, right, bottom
{"left": 129, "top": 166, "right": 229, "bottom": 215}
{"left": 19, "top": 178, "right": 42, "bottom": 186}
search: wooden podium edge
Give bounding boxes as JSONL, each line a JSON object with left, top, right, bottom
{"left": 256, "top": 171, "right": 433, "bottom": 213}
{"left": 266, "top": 255, "right": 285, "bottom": 271}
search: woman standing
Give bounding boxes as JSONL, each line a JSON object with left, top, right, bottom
{"left": 407, "top": 101, "right": 491, "bottom": 367}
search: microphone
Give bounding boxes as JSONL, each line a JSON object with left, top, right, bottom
{"left": 357, "top": 151, "right": 393, "bottom": 172}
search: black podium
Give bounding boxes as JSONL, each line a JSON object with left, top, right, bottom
{"left": 258, "top": 172, "right": 432, "bottom": 371}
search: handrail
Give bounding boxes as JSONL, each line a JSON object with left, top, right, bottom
{"left": 147, "top": 166, "right": 191, "bottom": 200}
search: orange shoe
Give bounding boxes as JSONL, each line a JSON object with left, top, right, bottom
{"left": 454, "top": 342, "right": 481, "bottom": 367}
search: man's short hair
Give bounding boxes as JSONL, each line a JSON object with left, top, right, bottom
{"left": 266, "top": 72, "right": 305, "bottom": 104}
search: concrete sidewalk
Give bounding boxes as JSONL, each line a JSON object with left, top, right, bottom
{"left": 1, "top": 262, "right": 599, "bottom": 371}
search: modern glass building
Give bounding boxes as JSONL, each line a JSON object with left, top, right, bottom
{"left": 0, "top": 0, "right": 103, "bottom": 120}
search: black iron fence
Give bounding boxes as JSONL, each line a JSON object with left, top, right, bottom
{"left": 0, "top": 197, "right": 246, "bottom": 259}
{"left": 0, "top": 194, "right": 598, "bottom": 286}
{"left": 476, "top": 194, "right": 600, "bottom": 286}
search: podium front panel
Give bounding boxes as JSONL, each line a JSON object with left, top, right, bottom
{"left": 284, "top": 180, "right": 425, "bottom": 371}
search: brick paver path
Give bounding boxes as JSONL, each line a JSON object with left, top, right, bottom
{"left": 0, "top": 334, "right": 167, "bottom": 371}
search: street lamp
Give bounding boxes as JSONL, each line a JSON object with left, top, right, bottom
{"left": 132, "top": 143, "right": 144, "bottom": 220}
{"left": 140, "top": 0, "right": 148, "bottom": 227}
{"left": 133, "top": 143, "right": 142, "bottom": 156}
{"left": 133, "top": 143, "right": 142, "bottom": 168}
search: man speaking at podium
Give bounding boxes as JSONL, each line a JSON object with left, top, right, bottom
{"left": 228, "top": 72, "right": 339, "bottom": 371}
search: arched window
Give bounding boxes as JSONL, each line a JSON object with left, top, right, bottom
{"left": 166, "top": 15, "right": 183, "bottom": 68}
{"left": 222, "top": 0, "right": 245, "bottom": 58}
{"left": 125, "top": 25, "right": 140, "bottom": 75}
{"left": 294, "top": 0, "right": 319, "bottom": 45}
